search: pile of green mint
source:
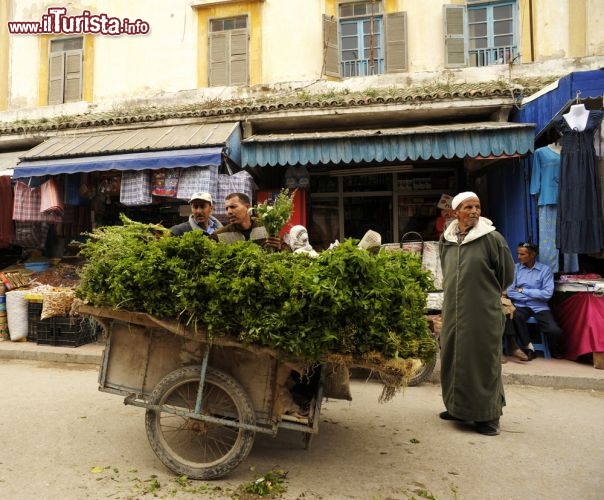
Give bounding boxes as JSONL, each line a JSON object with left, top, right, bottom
{"left": 76, "top": 216, "right": 436, "bottom": 363}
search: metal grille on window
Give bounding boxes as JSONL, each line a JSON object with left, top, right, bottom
{"left": 339, "top": 1, "right": 384, "bottom": 77}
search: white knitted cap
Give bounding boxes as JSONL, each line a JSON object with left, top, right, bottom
{"left": 451, "top": 191, "right": 479, "bottom": 210}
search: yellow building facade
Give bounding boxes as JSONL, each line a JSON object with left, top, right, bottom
{"left": 1, "top": 0, "right": 603, "bottom": 251}
{"left": 0, "top": 0, "right": 603, "bottom": 113}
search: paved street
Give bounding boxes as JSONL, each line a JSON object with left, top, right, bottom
{"left": 0, "top": 359, "right": 603, "bottom": 500}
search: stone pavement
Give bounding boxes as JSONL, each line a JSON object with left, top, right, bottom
{"left": 1, "top": 338, "right": 603, "bottom": 391}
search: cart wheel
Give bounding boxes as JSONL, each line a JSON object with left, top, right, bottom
{"left": 406, "top": 357, "right": 437, "bottom": 387}
{"left": 145, "top": 366, "right": 255, "bottom": 480}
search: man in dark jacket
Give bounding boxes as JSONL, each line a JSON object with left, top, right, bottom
{"left": 213, "top": 192, "right": 287, "bottom": 251}
{"left": 438, "top": 191, "right": 515, "bottom": 436}
{"left": 170, "top": 192, "right": 222, "bottom": 236}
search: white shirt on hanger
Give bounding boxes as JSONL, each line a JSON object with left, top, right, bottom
{"left": 563, "top": 103, "right": 589, "bottom": 132}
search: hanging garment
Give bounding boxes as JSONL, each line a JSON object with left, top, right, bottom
{"left": 537, "top": 206, "right": 578, "bottom": 273}
{"left": 120, "top": 170, "right": 152, "bottom": 206}
{"left": 176, "top": 166, "right": 218, "bottom": 201}
{"left": 530, "top": 146, "right": 561, "bottom": 206}
{"left": 214, "top": 170, "right": 254, "bottom": 217}
{"left": 151, "top": 168, "right": 180, "bottom": 197}
{"left": 63, "top": 174, "right": 83, "bottom": 205}
{"left": 0, "top": 176, "right": 14, "bottom": 248}
{"left": 40, "top": 177, "right": 64, "bottom": 216}
{"left": 554, "top": 110, "right": 604, "bottom": 254}
{"left": 13, "top": 181, "right": 62, "bottom": 223}
{"left": 530, "top": 146, "right": 578, "bottom": 271}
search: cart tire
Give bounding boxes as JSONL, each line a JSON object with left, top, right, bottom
{"left": 406, "top": 357, "right": 437, "bottom": 387}
{"left": 145, "top": 366, "right": 255, "bottom": 480}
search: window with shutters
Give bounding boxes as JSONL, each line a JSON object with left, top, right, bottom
{"left": 209, "top": 16, "right": 249, "bottom": 87}
{"left": 48, "top": 37, "right": 83, "bottom": 105}
{"left": 323, "top": 2, "right": 407, "bottom": 78}
{"left": 444, "top": 1, "right": 518, "bottom": 68}
{"left": 339, "top": 1, "right": 383, "bottom": 77}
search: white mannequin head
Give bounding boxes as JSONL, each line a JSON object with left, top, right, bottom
{"left": 563, "top": 103, "right": 589, "bottom": 131}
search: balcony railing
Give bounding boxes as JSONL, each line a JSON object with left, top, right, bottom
{"left": 341, "top": 57, "right": 385, "bottom": 77}
{"left": 469, "top": 45, "right": 518, "bottom": 67}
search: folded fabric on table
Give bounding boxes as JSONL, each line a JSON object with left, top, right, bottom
{"left": 555, "top": 293, "right": 604, "bottom": 360}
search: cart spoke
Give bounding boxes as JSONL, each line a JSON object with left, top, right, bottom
{"left": 156, "top": 379, "right": 243, "bottom": 463}
{"left": 145, "top": 366, "right": 256, "bottom": 479}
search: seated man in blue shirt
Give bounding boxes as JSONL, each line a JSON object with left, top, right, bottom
{"left": 504, "top": 242, "right": 564, "bottom": 360}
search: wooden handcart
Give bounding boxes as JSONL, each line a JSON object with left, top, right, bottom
{"left": 77, "top": 303, "right": 357, "bottom": 480}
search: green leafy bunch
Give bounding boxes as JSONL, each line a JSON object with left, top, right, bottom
{"left": 253, "top": 188, "right": 296, "bottom": 237}
{"left": 241, "top": 468, "right": 287, "bottom": 496}
{"left": 76, "top": 218, "right": 436, "bottom": 363}
{"left": 309, "top": 240, "right": 435, "bottom": 359}
{"left": 76, "top": 214, "right": 175, "bottom": 312}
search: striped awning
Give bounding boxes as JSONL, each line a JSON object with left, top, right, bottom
{"left": 242, "top": 122, "right": 535, "bottom": 167}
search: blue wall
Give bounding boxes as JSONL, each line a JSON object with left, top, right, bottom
{"left": 485, "top": 158, "right": 537, "bottom": 262}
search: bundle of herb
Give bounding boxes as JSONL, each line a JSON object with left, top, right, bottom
{"left": 254, "top": 189, "right": 296, "bottom": 237}
{"left": 76, "top": 219, "right": 436, "bottom": 365}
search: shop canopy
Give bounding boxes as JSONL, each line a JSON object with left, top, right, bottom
{"left": 241, "top": 122, "right": 535, "bottom": 167}
{"left": 0, "top": 151, "right": 24, "bottom": 177}
{"left": 510, "top": 69, "right": 604, "bottom": 139}
{"left": 12, "top": 122, "right": 241, "bottom": 179}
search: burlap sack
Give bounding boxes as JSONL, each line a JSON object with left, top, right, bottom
{"left": 322, "top": 362, "right": 352, "bottom": 401}
{"left": 41, "top": 289, "right": 76, "bottom": 320}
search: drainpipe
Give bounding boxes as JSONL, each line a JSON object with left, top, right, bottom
{"left": 529, "top": 0, "right": 535, "bottom": 62}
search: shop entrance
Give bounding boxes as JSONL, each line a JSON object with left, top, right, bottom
{"left": 308, "top": 164, "right": 460, "bottom": 250}
{"left": 343, "top": 196, "right": 392, "bottom": 242}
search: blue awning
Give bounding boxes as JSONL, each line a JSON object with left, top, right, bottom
{"left": 242, "top": 122, "right": 535, "bottom": 167}
{"left": 510, "top": 69, "right": 604, "bottom": 139}
{"left": 12, "top": 147, "right": 223, "bottom": 179}
{"left": 12, "top": 122, "right": 241, "bottom": 179}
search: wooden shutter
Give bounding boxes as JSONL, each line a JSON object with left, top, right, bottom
{"left": 385, "top": 12, "right": 407, "bottom": 73}
{"left": 322, "top": 14, "right": 339, "bottom": 78}
{"left": 209, "top": 32, "right": 229, "bottom": 86}
{"left": 63, "top": 49, "right": 83, "bottom": 102}
{"left": 444, "top": 4, "right": 467, "bottom": 68}
{"left": 48, "top": 52, "right": 65, "bottom": 105}
{"left": 229, "top": 30, "right": 249, "bottom": 86}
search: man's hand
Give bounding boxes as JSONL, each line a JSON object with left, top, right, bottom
{"left": 263, "top": 236, "right": 284, "bottom": 251}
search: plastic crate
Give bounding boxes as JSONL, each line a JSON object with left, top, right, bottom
{"left": 27, "top": 300, "right": 53, "bottom": 342}
{"left": 35, "top": 313, "right": 99, "bottom": 347}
